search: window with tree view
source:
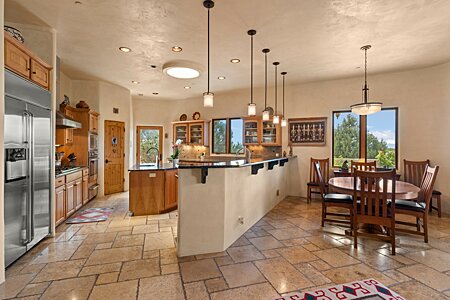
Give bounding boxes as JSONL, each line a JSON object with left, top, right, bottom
{"left": 212, "top": 118, "right": 244, "bottom": 154}
{"left": 332, "top": 108, "right": 398, "bottom": 168}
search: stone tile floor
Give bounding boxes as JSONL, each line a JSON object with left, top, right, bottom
{"left": 1, "top": 193, "right": 450, "bottom": 299}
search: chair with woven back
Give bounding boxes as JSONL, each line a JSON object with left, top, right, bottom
{"left": 314, "top": 162, "right": 353, "bottom": 228}
{"left": 403, "top": 159, "right": 442, "bottom": 218}
{"left": 307, "top": 158, "right": 329, "bottom": 204}
{"left": 394, "top": 165, "right": 439, "bottom": 243}
{"left": 353, "top": 169, "right": 397, "bottom": 255}
{"left": 351, "top": 160, "right": 377, "bottom": 172}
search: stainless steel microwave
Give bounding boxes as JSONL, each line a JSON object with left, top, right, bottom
{"left": 89, "top": 133, "right": 98, "bottom": 151}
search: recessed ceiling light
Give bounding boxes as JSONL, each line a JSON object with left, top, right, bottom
{"left": 131, "top": 81, "right": 140, "bottom": 84}
{"left": 152, "top": 92, "right": 159, "bottom": 95}
{"left": 230, "top": 59, "right": 240, "bottom": 64}
{"left": 172, "top": 46, "right": 183, "bottom": 52}
{"left": 119, "top": 47, "right": 132, "bottom": 53}
{"left": 184, "top": 86, "right": 191, "bottom": 89}
{"left": 74, "top": 1, "right": 82, "bottom": 4}
{"left": 138, "top": 93, "right": 144, "bottom": 96}
{"left": 150, "top": 65, "right": 157, "bottom": 69}
{"left": 218, "top": 76, "right": 226, "bottom": 80}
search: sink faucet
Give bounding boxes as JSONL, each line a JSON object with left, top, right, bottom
{"left": 147, "top": 147, "right": 160, "bottom": 166}
{"left": 237, "top": 146, "right": 251, "bottom": 162}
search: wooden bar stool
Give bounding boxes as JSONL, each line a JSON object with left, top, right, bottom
{"left": 307, "top": 158, "right": 329, "bottom": 204}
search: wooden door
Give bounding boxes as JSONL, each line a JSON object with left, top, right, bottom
{"left": 164, "top": 170, "right": 178, "bottom": 210}
{"left": 104, "top": 120, "right": 125, "bottom": 195}
{"left": 30, "top": 59, "right": 50, "bottom": 89}
{"left": 55, "top": 185, "right": 66, "bottom": 226}
{"left": 65, "top": 181, "right": 75, "bottom": 217}
{"left": 136, "top": 126, "right": 163, "bottom": 165}
{"left": 5, "top": 39, "right": 30, "bottom": 78}
{"left": 82, "top": 176, "right": 89, "bottom": 204}
{"left": 74, "top": 178, "right": 83, "bottom": 210}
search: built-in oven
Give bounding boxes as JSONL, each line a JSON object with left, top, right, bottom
{"left": 89, "top": 133, "right": 98, "bottom": 151}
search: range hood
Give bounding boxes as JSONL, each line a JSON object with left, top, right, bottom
{"left": 56, "top": 111, "right": 82, "bottom": 129}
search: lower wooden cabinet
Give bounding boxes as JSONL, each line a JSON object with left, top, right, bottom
{"left": 65, "top": 181, "right": 76, "bottom": 217}
{"left": 55, "top": 185, "right": 66, "bottom": 226}
{"left": 164, "top": 169, "right": 178, "bottom": 211}
{"left": 82, "top": 176, "right": 89, "bottom": 204}
{"left": 74, "top": 178, "right": 83, "bottom": 210}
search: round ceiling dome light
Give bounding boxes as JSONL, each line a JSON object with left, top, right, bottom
{"left": 163, "top": 61, "right": 202, "bottom": 79}
{"left": 119, "top": 47, "right": 132, "bottom": 53}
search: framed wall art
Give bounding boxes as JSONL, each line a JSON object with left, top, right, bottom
{"left": 288, "top": 117, "right": 327, "bottom": 146}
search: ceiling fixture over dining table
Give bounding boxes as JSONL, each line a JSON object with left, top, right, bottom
{"left": 350, "top": 45, "right": 383, "bottom": 115}
{"left": 203, "top": 0, "right": 214, "bottom": 108}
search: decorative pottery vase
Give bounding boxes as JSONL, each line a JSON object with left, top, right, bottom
{"left": 173, "top": 159, "right": 179, "bottom": 166}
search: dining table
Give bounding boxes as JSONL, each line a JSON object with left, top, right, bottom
{"left": 328, "top": 177, "right": 420, "bottom": 200}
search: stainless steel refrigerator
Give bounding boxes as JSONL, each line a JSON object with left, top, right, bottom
{"left": 4, "top": 70, "right": 52, "bottom": 267}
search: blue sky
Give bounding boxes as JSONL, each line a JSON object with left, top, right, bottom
{"left": 334, "top": 110, "right": 396, "bottom": 148}
{"left": 231, "top": 119, "right": 243, "bottom": 145}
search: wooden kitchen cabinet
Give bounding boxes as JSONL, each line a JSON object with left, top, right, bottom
{"left": 243, "top": 116, "right": 261, "bottom": 145}
{"left": 82, "top": 176, "right": 89, "bottom": 204}
{"left": 164, "top": 170, "right": 178, "bottom": 210}
{"left": 242, "top": 116, "right": 282, "bottom": 146}
{"left": 56, "top": 107, "right": 75, "bottom": 145}
{"left": 261, "top": 118, "right": 282, "bottom": 146}
{"left": 65, "top": 181, "right": 76, "bottom": 217}
{"left": 55, "top": 185, "right": 66, "bottom": 226}
{"left": 74, "top": 178, "right": 83, "bottom": 210}
{"left": 89, "top": 111, "right": 99, "bottom": 134}
{"left": 4, "top": 34, "right": 52, "bottom": 90}
{"left": 173, "top": 120, "right": 209, "bottom": 146}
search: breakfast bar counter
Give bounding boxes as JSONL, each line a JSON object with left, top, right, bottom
{"left": 176, "top": 156, "right": 296, "bottom": 257}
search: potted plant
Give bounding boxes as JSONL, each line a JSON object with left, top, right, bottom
{"left": 171, "top": 139, "right": 182, "bottom": 166}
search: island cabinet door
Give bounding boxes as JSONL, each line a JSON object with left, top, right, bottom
{"left": 164, "top": 170, "right": 178, "bottom": 210}
{"left": 129, "top": 171, "right": 165, "bottom": 216}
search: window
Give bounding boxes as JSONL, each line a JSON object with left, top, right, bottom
{"left": 136, "top": 126, "right": 162, "bottom": 165}
{"left": 332, "top": 111, "right": 361, "bottom": 167}
{"left": 332, "top": 108, "right": 398, "bottom": 168}
{"left": 212, "top": 118, "right": 244, "bottom": 154}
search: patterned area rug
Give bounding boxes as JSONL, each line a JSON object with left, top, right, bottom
{"left": 66, "top": 208, "right": 114, "bottom": 224}
{"left": 277, "top": 279, "right": 404, "bottom": 300}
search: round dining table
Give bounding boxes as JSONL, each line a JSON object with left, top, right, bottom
{"left": 328, "top": 177, "right": 420, "bottom": 200}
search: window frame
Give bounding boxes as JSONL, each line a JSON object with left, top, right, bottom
{"left": 211, "top": 117, "right": 244, "bottom": 155}
{"left": 331, "top": 107, "right": 398, "bottom": 168}
{"left": 136, "top": 125, "right": 163, "bottom": 165}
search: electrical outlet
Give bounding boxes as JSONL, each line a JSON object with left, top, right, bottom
{"left": 276, "top": 189, "right": 280, "bottom": 196}
{"left": 238, "top": 216, "right": 244, "bottom": 225}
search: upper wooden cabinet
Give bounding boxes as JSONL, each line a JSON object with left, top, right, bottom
{"left": 4, "top": 34, "right": 52, "bottom": 90}
{"left": 243, "top": 116, "right": 282, "bottom": 146}
{"left": 89, "top": 111, "right": 99, "bottom": 134}
{"left": 173, "top": 120, "right": 209, "bottom": 146}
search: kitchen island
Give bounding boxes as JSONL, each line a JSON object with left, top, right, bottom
{"left": 128, "top": 164, "right": 178, "bottom": 216}
{"left": 176, "top": 156, "right": 296, "bottom": 257}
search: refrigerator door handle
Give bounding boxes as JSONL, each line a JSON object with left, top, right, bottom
{"left": 23, "top": 111, "right": 32, "bottom": 245}
{"left": 29, "top": 111, "right": 35, "bottom": 242}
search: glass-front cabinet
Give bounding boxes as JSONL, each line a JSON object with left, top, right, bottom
{"left": 189, "top": 122, "right": 204, "bottom": 145}
{"left": 243, "top": 116, "right": 281, "bottom": 146}
{"left": 174, "top": 124, "right": 188, "bottom": 144}
{"left": 243, "top": 117, "right": 260, "bottom": 145}
{"left": 172, "top": 121, "right": 209, "bottom": 146}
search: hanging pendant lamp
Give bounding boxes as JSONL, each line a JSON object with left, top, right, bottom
{"left": 350, "top": 45, "right": 382, "bottom": 115}
{"left": 281, "top": 71, "right": 287, "bottom": 127}
{"left": 273, "top": 62, "right": 280, "bottom": 124}
{"left": 262, "top": 49, "right": 270, "bottom": 121}
{"left": 247, "top": 29, "right": 257, "bottom": 116}
{"left": 203, "top": 0, "right": 214, "bottom": 107}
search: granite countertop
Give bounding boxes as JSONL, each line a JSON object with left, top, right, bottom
{"left": 55, "top": 166, "right": 87, "bottom": 178}
{"left": 177, "top": 156, "right": 296, "bottom": 169}
{"left": 129, "top": 163, "right": 177, "bottom": 171}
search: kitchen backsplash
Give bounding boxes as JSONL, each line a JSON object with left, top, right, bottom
{"left": 178, "top": 144, "right": 282, "bottom": 160}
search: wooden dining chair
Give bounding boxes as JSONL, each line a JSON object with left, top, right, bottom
{"left": 351, "top": 160, "right": 377, "bottom": 172}
{"left": 353, "top": 169, "right": 397, "bottom": 255}
{"left": 307, "top": 158, "right": 329, "bottom": 204}
{"left": 314, "top": 162, "right": 353, "bottom": 228}
{"left": 394, "top": 165, "right": 439, "bottom": 243}
{"left": 403, "top": 159, "right": 442, "bottom": 218}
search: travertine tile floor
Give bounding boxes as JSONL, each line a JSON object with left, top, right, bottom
{"left": 1, "top": 192, "right": 450, "bottom": 299}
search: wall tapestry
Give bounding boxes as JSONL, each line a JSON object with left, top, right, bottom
{"left": 288, "top": 117, "right": 327, "bottom": 146}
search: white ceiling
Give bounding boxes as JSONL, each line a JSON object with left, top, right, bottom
{"left": 9, "top": 0, "right": 450, "bottom": 100}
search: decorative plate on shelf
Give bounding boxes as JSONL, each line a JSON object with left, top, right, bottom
{"left": 192, "top": 112, "right": 201, "bottom": 120}
{"left": 179, "top": 114, "right": 187, "bottom": 121}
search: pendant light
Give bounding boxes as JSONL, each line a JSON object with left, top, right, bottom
{"left": 281, "top": 71, "right": 287, "bottom": 127}
{"left": 262, "top": 48, "right": 270, "bottom": 121}
{"left": 350, "top": 45, "right": 382, "bottom": 115}
{"left": 203, "top": 0, "right": 214, "bottom": 107}
{"left": 273, "top": 62, "right": 280, "bottom": 124}
{"left": 247, "top": 29, "right": 257, "bottom": 116}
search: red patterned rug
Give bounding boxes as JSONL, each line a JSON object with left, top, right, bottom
{"left": 277, "top": 279, "right": 404, "bottom": 300}
{"left": 66, "top": 208, "right": 114, "bottom": 224}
